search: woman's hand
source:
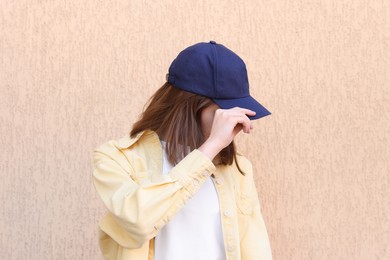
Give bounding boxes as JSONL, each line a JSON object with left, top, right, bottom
{"left": 198, "top": 107, "right": 256, "bottom": 160}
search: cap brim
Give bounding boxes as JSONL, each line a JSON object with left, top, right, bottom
{"left": 212, "top": 95, "right": 271, "bottom": 120}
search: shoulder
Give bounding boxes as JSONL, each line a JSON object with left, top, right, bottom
{"left": 93, "top": 129, "right": 156, "bottom": 155}
{"left": 91, "top": 131, "right": 143, "bottom": 169}
{"left": 92, "top": 137, "right": 131, "bottom": 174}
{"left": 92, "top": 130, "right": 160, "bottom": 172}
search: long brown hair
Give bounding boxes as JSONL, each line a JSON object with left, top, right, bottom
{"left": 130, "top": 82, "right": 245, "bottom": 175}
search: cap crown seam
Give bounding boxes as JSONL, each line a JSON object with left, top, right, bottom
{"left": 211, "top": 44, "right": 218, "bottom": 98}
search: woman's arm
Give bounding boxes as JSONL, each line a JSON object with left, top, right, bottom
{"left": 92, "top": 146, "right": 216, "bottom": 249}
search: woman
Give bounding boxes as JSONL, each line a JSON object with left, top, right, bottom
{"left": 92, "top": 41, "right": 273, "bottom": 259}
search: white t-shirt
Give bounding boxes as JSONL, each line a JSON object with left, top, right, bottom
{"left": 154, "top": 140, "right": 226, "bottom": 260}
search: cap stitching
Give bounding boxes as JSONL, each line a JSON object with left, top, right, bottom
{"left": 211, "top": 44, "right": 218, "bottom": 98}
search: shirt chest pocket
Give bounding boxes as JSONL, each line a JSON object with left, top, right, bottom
{"left": 235, "top": 190, "right": 255, "bottom": 215}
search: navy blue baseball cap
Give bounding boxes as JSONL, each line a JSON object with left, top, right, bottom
{"left": 166, "top": 40, "right": 271, "bottom": 120}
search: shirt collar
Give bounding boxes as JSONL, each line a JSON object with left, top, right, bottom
{"left": 115, "top": 129, "right": 157, "bottom": 149}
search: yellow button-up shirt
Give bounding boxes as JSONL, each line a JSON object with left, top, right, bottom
{"left": 92, "top": 129, "right": 273, "bottom": 260}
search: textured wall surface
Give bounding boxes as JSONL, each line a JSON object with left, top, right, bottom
{"left": 1, "top": 0, "right": 389, "bottom": 259}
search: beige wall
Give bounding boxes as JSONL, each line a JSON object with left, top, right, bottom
{"left": 1, "top": 1, "right": 389, "bottom": 259}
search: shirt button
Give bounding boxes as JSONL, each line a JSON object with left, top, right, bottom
{"left": 215, "top": 178, "right": 223, "bottom": 185}
{"left": 202, "top": 171, "right": 209, "bottom": 177}
{"left": 224, "top": 210, "right": 231, "bottom": 217}
{"left": 227, "top": 245, "right": 234, "bottom": 252}
{"left": 193, "top": 179, "right": 200, "bottom": 186}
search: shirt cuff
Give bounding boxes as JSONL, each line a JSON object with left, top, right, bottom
{"left": 170, "top": 149, "right": 217, "bottom": 196}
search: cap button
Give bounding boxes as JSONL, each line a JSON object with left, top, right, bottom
{"left": 209, "top": 40, "right": 216, "bottom": 44}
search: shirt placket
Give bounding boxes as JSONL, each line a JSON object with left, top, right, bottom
{"left": 213, "top": 170, "right": 240, "bottom": 260}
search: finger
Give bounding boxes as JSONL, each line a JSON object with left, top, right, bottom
{"left": 220, "top": 110, "right": 255, "bottom": 123}
{"left": 217, "top": 107, "right": 255, "bottom": 115}
{"left": 233, "top": 115, "right": 252, "bottom": 133}
{"left": 229, "top": 114, "right": 251, "bottom": 130}
{"left": 231, "top": 107, "right": 256, "bottom": 116}
{"left": 219, "top": 109, "right": 248, "bottom": 116}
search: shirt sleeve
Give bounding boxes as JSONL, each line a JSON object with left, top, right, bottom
{"left": 92, "top": 145, "right": 216, "bottom": 249}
